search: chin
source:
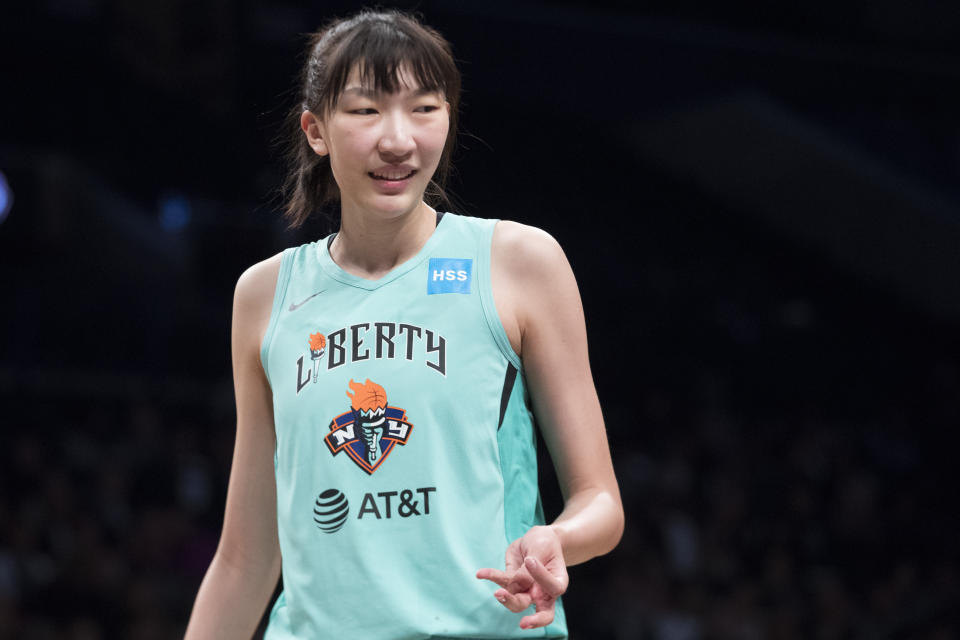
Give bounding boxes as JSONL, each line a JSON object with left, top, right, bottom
{"left": 368, "top": 196, "right": 425, "bottom": 218}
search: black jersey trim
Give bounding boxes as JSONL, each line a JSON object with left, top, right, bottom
{"left": 498, "top": 362, "right": 519, "bottom": 431}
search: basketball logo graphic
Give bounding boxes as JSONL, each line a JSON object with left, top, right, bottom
{"left": 313, "top": 489, "right": 349, "bottom": 533}
{"left": 324, "top": 379, "right": 413, "bottom": 474}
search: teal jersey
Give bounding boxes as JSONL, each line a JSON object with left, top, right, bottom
{"left": 260, "top": 213, "right": 567, "bottom": 639}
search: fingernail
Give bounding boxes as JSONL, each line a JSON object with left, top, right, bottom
{"left": 496, "top": 595, "right": 506, "bottom": 603}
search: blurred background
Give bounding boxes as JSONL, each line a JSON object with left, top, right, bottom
{"left": 2, "top": 1, "right": 960, "bottom": 638}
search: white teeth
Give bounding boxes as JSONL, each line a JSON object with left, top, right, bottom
{"left": 371, "top": 170, "right": 414, "bottom": 181}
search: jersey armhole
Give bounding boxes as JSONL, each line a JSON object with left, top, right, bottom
{"left": 477, "top": 219, "right": 523, "bottom": 372}
{"left": 259, "top": 247, "right": 295, "bottom": 389}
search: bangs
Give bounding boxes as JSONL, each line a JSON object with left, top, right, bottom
{"left": 318, "top": 16, "right": 458, "bottom": 115}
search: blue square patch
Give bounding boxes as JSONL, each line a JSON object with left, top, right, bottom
{"left": 427, "top": 258, "right": 472, "bottom": 294}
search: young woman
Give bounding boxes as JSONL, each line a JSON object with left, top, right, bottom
{"left": 185, "top": 9, "right": 623, "bottom": 639}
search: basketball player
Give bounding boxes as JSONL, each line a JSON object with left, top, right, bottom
{"left": 185, "top": 9, "right": 623, "bottom": 639}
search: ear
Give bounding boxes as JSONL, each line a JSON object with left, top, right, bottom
{"left": 300, "top": 110, "right": 328, "bottom": 156}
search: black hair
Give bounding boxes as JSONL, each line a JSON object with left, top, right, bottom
{"left": 280, "top": 9, "right": 461, "bottom": 229}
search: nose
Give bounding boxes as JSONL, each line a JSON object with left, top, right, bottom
{"left": 377, "top": 110, "right": 415, "bottom": 159}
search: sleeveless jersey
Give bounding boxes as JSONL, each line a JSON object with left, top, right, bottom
{"left": 260, "top": 212, "right": 568, "bottom": 639}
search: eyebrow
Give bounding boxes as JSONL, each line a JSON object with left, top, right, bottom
{"left": 342, "top": 86, "right": 441, "bottom": 99}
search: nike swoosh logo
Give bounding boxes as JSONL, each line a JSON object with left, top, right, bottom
{"left": 288, "top": 289, "right": 327, "bottom": 312}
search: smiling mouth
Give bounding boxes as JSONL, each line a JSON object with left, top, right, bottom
{"left": 369, "top": 170, "right": 416, "bottom": 181}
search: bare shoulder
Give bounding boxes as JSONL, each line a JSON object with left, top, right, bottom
{"left": 233, "top": 251, "right": 285, "bottom": 351}
{"left": 235, "top": 251, "right": 284, "bottom": 307}
{"left": 490, "top": 220, "right": 578, "bottom": 357}
{"left": 491, "top": 220, "right": 569, "bottom": 277}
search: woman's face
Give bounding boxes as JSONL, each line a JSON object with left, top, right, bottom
{"left": 316, "top": 64, "right": 450, "bottom": 221}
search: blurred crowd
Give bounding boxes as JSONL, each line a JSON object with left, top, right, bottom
{"left": 578, "top": 396, "right": 959, "bottom": 640}
{"left": 1, "top": 392, "right": 235, "bottom": 639}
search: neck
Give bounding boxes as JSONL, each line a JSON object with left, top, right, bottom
{"left": 330, "top": 201, "right": 437, "bottom": 279}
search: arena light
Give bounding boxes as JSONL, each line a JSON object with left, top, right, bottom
{"left": 0, "top": 170, "right": 12, "bottom": 224}
{"left": 159, "top": 192, "right": 191, "bottom": 231}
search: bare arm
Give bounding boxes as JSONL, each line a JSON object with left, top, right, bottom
{"left": 184, "top": 253, "right": 284, "bottom": 639}
{"left": 492, "top": 220, "right": 624, "bottom": 564}
{"left": 477, "top": 221, "right": 624, "bottom": 629}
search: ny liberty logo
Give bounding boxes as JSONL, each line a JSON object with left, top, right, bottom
{"left": 323, "top": 379, "right": 413, "bottom": 474}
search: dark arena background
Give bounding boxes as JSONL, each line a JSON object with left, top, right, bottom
{"left": 2, "top": 1, "right": 960, "bottom": 638}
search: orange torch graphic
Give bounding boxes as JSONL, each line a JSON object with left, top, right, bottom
{"left": 309, "top": 332, "right": 326, "bottom": 383}
{"left": 346, "top": 379, "right": 388, "bottom": 465}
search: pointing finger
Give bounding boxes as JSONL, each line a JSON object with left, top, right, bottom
{"left": 524, "top": 557, "right": 567, "bottom": 597}
{"left": 475, "top": 568, "right": 510, "bottom": 588}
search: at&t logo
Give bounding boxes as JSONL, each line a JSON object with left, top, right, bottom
{"left": 313, "top": 489, "right": 349, "bottom": 533}
{"left": 313, "top": 486, "right": 436, "bottom": 534}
